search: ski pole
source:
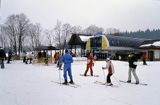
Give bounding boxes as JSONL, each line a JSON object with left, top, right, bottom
{"left": 112, "top": 75, "right": 121, "bottom": 85}
{"left": 102, "top": 68, "right": 106, "bottom": 84}
{"left": 58, "top": 67, "right": 61, "bottom": 86}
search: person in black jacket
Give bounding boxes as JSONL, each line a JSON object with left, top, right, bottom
{"left": 7, "top": 49, "right": 12, "bottom": 64}
{"left": 127, "top": 53, "right": 139, "bottom": 84}
{"left": 0, "top": 47, "right": 6, "bottom": 69}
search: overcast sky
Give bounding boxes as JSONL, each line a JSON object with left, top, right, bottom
{"left": 0, "top": 0, "right": 160, "bottom": 31}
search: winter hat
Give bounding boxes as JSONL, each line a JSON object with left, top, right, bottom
{"left": 65, "top": 49, "right": 68, "bottom": 53}
{"left": 106, "top": 58, "right": 110, "bottom": 61}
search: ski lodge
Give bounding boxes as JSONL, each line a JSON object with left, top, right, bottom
{"left": 68, "top": 34, "right": 160, "bottom": 61}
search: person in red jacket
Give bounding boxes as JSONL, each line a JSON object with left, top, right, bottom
{"left": 142, "top": 51, "right": 147, "bottom": 65}
{"left": 102, "top": 58, "right": 115, "bottom": 86}
{"left": 84, "top": 53, "right": 94, "bottom": 76}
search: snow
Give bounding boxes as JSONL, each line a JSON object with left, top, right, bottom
{"left": 140, "top": 44, "right": 152, "bottom": 47}
{"left": 79, "top": 36, "right": 92, "bottom": 42}
{"left": 140, "top": 41, "right": 160, "bottom": 47}
{"left": 153, "top": 41, "right": 160, "bottom": 46}
{"left": 0, "top": 60, "right": 160, "bottom": 105}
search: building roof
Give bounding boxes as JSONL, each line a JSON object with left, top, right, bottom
{"left": 68, "top": 33, "right": 92, "bottom": 45}
{"left": 139, "top": 41, "right": 160, "bottom": 49}
{"left": 34, "top": 46, "right": 58, "bottom": 51}
{"left": 105, "top": 35, "right": 154, "bottom": 48}
{"left": 87, "top": 35, "right": 158, "bottom": 51}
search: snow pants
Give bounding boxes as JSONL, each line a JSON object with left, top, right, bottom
{"left": 63, "top": 64, "right": 73, "bottom": 81}
{"left": 128, "top": 67, "right": 139, "bottom": 83}
{"left": 107, "top": 74, "right": 112, "bottom": 83}
{"left": 84, "top": 64, "right": 93, "bottom": 76}
{"left": 143, "top": 59, "right": 147, "bottom": 65}
{"left": 7, "top": 56, "right": 12, "bottom": 63}
{"left": 0, "top": 59, "right": 4, "bottom": 69}
{"left": 59, "top": 63, "right": 62, "bottom": 70}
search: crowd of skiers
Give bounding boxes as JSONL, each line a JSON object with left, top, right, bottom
{"left": 22, "top": 51, "right": 34, "bottom": 64}
{"left": 81, "top": 52, "right": 141, "bottom": 85}
{"left": 0, "top": 46, "right": 148, "bottom": 86}
{"left": 0, "top": 47, "right": 35, "bottom": 69}
{"left": 53, "top": 49, "right": 144, "bottom": 86}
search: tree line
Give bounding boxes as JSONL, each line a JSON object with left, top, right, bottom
{"left": 0, "top": 13, "right": 120, "bottom": 55}
{"left": 121, "top": 29, "right": 160, "bottom": 40}
{"left": 0, "top": 13, "right": 159, "bottom": 56}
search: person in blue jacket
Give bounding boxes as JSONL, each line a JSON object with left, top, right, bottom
{"left": 62, "top": 49, "right": 74, "bottom": 85}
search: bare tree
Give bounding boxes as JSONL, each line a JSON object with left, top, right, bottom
{"left": 62, "top": 23, "right": 72, "bottom": 50}
{"left": 44, "top": 29, "right": 53, "bottom": 46}
{"left": 28, "top": 23, "right": 42, "bottom": 50}
{"left": 84, "top": 25, "right": 104, "bottom": 35}
{"left": 3, "top": 13, "right": 30, "bottom": 56}
{"left": 105, "top": 28, "right": 120, "bottom": 35}
{"left": 0, "top": 25, "right": 8, "bottom": 47}
{"left": 16, "top": 13, "right": 30, "bottom": 54}
{"left": 3, "top": 15, "right": 17, "bottom": 53}
{"left": 53, "top": 20, "right": 62, "bottom": 48}
{"left": 71, "top": 25, "right": 83, "bottom": 34}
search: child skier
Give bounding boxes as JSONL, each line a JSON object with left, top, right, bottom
{"left": 102, "top": 58, "right": 115, "bottom": 86}
{"left": 84, "top": 53, "right": 94, "bottom": 76}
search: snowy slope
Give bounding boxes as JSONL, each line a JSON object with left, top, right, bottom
{"left": 0, "top": 60, "right": 160, "bottom": 105}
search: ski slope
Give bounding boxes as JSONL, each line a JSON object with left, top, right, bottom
{"left": 0, "top": 59, "right": 160, "bottom": 105}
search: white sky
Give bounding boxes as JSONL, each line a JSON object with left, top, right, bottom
{"left": 0, "top": 0, "right": 160, "bottom": 31}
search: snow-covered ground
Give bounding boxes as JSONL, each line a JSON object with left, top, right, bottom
{"left": 0, "top": 59, "right": 160, "bottom": 105}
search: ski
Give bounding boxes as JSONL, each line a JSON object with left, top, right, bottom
{"left": 94, "top": 81, "right": 119, "bottom": 88}
{"left": 119, "top": 80, "right": 148, "bottom": 86}
{"left": 51, "top": 81, "right": 78, "bottom": 88}
{"left": 80, "top": 74, "right": 99, "bottom": 77}
{"left": 94, "top": 81, "right": 106, "bottom": 85}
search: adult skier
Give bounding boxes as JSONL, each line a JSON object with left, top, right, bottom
{"left": 0, "top": 47, "right": 6, "bottom": 69}
{"left": 58, "top": 53, "right": 63, "bottom": 70}
{"left": 127, "top": 53, "right": 139, "bottom": 84}
{"left": 7, "top": 49, "right": 12, "bottom": 63}
{"left": 62, "top": 49, "right": 74, "bottom": 85}
{"left": 102, "top": 58, "right": 115, "bottom": 86}
{"left": 22, "top": 51, "right": 27, "bottom": 63}
{"left": 142, "top": 51, "right": 147, "bottom": 65}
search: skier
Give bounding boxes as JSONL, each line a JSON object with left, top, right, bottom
{"left": 127, "top": 53, "right": 139, "bottom": 84}
{"left": 62, "top": 49, "right": 74, "bottom": 85}
{"left": 56, "top": 52, "right": 60, "bottom": 67}
{"left": 22, "top": 51, "right": 27, "bottom": 63}
{"left": 54, "top": 52, "right": 58, "bottom": 64}
{"left": 58, "top": 53, "right": 63, "bottom": 70}
{"left": 141, "top": 51, "right": 147, "bottom": 65}
{"left": 26, "top": 52, "right": 34, "bottom": 64}
{"left": 84, "top": 53, "right": 94, "bottom": 76}
{"left": 102, "top": 58, "right": 114, "bottom": 86}
{"left": 7, "top": 49, "right": 12, "bottom": 64}
{"left": 0, "top": 47, "right": 6, "bottom": 69}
